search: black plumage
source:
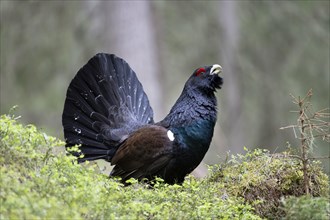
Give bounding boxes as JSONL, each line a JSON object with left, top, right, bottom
{"left": 62, "top": 53, "right": 223, "bottom": 184}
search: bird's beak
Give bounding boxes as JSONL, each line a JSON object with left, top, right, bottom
{"left": 210, "top": 64, "right": 222, "bottom": 75}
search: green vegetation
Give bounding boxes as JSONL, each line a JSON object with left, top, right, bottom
{"left": 0, "top": 114, "right": 329, "bottom": 219}
{"left": 282, "top": 196, "right": 329, "bottom": 220}
{"left": 208, "top": 148, "right": 329, "bottom": 219}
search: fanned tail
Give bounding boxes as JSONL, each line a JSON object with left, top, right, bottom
{"left": 62, "top": 53, "right": 154, "bottom": 162}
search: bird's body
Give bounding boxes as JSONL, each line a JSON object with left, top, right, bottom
{"left": 62, "top": 53, "right": 223, "bottom": 184}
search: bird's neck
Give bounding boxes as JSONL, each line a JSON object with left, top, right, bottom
{"left": 161, "top": 89, "right": 217, "bottom": 127}
{"left": 159, "top": 90, "right": 217, "bottom": 158}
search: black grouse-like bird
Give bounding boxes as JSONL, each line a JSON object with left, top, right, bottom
{"left": 62, "top": 53, "right": 223, "bottom": 184}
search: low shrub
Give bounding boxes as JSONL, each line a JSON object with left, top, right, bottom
{"left": 281, "top": 195, "right": 329, "bottom": 220}
{"left": 0, "top": 114, "right": 328, "bottom": 219}
{"left": 0, "top": 115, "right": 261, "bottom": 219}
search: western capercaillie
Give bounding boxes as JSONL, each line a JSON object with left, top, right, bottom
{"left": 62, "top": 53, "right": 223, "bottom": 184}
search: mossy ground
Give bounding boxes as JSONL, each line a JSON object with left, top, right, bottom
{"left": 0, "top": 114, "right": 329, "bottom": 219}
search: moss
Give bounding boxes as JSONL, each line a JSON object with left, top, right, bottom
{"left": 207, "top": 148, "right": 329, "bottom": 219}
{"left": 0, "top": 114, "right": 328, "bottom": 219}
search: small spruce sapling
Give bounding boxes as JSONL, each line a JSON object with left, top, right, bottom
{"left": 280, "top": 89, "right": 330, "bottom": 195}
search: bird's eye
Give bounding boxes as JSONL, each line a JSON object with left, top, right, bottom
{"left": 195, "top": 68, "right": 206, "bottom": 76}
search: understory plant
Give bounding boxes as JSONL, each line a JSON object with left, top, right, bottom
{"left": 0, "top": 112, "right": 328, "bottom": 219}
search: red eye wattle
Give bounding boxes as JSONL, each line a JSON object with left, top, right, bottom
{"left": 195, "top": 68, "right": 206, "bottom": 76}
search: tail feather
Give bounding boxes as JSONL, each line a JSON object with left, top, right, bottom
{"left": 62, "top": 53, "right": 154, "bottom": 162}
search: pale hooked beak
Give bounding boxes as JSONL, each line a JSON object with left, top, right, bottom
{"left": 210, "top": 64, "right": 222, "bottom": 75}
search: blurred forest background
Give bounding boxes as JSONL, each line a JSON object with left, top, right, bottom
{"left": 1, "top": 1, "right": 329, "bottom": 175}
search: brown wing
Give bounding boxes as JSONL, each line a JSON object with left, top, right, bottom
{"left": 110, "top": 125, "right": 175, "bottom": 181}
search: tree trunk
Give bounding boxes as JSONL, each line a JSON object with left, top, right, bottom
{"left": 218, "top": 1, "right": 245, "bottom": 153}
{"left": 86, "top": 1, "right": 164, "bottom": 120}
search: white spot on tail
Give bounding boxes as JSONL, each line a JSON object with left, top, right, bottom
{"left": 167, "top": 130, "right": 175, "bottom": 141}
{"left": 74, "top": 128, "right": 81, "bottom": 134}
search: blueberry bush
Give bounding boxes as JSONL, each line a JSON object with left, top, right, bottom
{"left": 0, "top": 114, "right": 328, "bottom": 219}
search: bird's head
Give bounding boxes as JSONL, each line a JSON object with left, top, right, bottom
{"left": 185, "top": 64, "right": 223, "bottom": 93}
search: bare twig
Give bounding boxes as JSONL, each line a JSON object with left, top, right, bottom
{"left": 308, "top": 156, "right": 330, "bottom": 160}
{"left": 281, "top": 89, "right": 330, "bottom": 195}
